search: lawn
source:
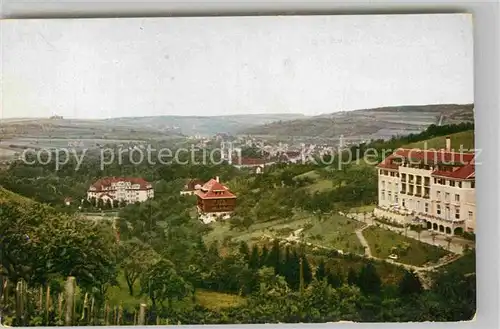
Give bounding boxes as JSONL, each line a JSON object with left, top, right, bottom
{"left": 363, "top": 226, "right": 449, "bottom": 266}
{"left": 203, "top": 211, "right": 364, "bottom": 254}
{"left": 440, "top": 250, "right": 475, "bottom": 275}
{"left": 348, "top": 204, "right": 376, "bottom": 214}
{"left": 306, "top": 179, "right": 335, "bottom": 193}
{"left": 403, "top": 130, "right": 474, "bottom": 151}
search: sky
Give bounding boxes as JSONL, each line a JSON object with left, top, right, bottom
{"left": 1, "top": 14, "right": 473, "bottom": 119}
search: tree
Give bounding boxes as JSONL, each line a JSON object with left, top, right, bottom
{"left": 249, "top": 245, "right": 260, "bottom": 269}
{"left": 398, "top": 270, "right": 423, "bottom": 296}
{"left": 414, "top": 225, "right": 424, "bottom": 241}
{"left": 347, "top": 268, "right": 358, "bottom": 286}
{"left": 140, "top": 259, "right": 192, "bottom": 312}
{"left": 118, "top": 238, "right": 159, "bottom": 296}
{"left": 315, "top": 259, "right": 328, "bottom": 281}
{"left": 238, "top": 241, "right": 250, "bottom": 262}
{"left": 444, "top": 236, "right": 453, "bottom": 251}
{"left": 356, "top": 263, "right": 381, "bottom": 295}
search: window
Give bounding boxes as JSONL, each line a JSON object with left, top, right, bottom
{"left": 388, "top": 182, "right": 392, "bottom": 189}
{"left": 468, "top": 211, "right": 473, "bottom": 221}
{"left": 395, "top": 183, "right": 399, "bottom": 190}
{"left": 450, "top": 180, "right": 455, "bottom": 187}
{"left": 471, "top": 181, "right": 475, "bottom": 188}
{"left": 455, "top": 208, "right": 460, "bottom": 219}
{"left": 388, "top": 192, "right": 392, "bottom": 202}
{"left": 395, "top": 195, "right": 399, "bottom": 203}
{"left": 445, "top": 206, "right": 450, "bottom": 219}
{"left": 390, "top": 171, "right": 395, "bottom": 177}
{"left": 455, "top": 194, "right": 460, "bottom": 202}
{"left": 445, "top": 192, "right": 450, "bottom": 202}
{"left": 381, "top": 181, "right": 385, "bottom": 189}
{"left": 437, "top": 204, "right": 441, "bottom": 215}
{"left": 402, "top": 199, "right": 405, "bottom": 207}
{"left": 417, "top": 201, "right": 420, "bottom": 211}
{"left": 437, "top": 191, "right": 441, "bottom": 199}
{"left": 381, "top": 192, "right": 385, "bottom": 200}
{"left": 425, "top": 203, "right": 429, "bottom": 213}
{"left": 458, "top": 181, "right": 462, "bottom": 188}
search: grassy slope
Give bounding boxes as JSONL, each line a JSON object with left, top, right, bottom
{"left": 0, "top": 186, "right": 36, "bottom": 204}
{"left": 440, "top": 251, "right": 475, "bottom": 275}
{"left": 403, "top": 130, "right": 474, "bottom": 151}
{"left": 204, "top": 211, "right": 364, "bottom": 254}
{"left": 363, "top": 226, "right": 449, "bottom": 266}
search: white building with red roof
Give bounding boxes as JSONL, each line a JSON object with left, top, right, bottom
{"left": 87, "top": 177, "right": 154, "bottom": 205}
{"left": 375, "top": 137, "right": 476, "bottom": 235}
{"left": 195, "top": 176, "right": 237, "bottom": 224}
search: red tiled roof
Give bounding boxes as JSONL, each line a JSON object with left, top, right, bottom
{"left": 90, "top": 177, "right": 152, "bottom": 191}
{"left": 197, "top": 178, "right": 236, "bottom": 199}
{"left": 377, "top": 148, "right": 476, "bottom": 180}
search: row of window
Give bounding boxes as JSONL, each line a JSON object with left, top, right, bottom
{"left": 381, "top": 172, "right": 475, "bottom": 189}
{"left": 384, "top": 196, "right": 474, "bottom": 221}
{"left": 436, "top": 191, "right": 460, "bottom": 202}
{"left": 379, "top": 170, "right": 399, "bottom": 177}
{"left": 381, "top": 181, "right": 399, "bottom": 190}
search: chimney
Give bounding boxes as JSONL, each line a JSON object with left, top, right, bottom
{"left": 215, "top": 176, "right": 219, "bottom": 183}
{"left": 445, "top": 137, "right": 451, "bottom": 152}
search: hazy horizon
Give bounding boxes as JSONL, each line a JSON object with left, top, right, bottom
{"left": 1, "top": 14, "right": 473, "bottom": 119}
{"left": 0, "top": 102, "right": 474, "bottom": 121}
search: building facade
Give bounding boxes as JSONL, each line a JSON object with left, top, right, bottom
{"left": 87, "top": 177, "right": 154, "bottom": 205}
{"left": 375, "top": 138, "right": 475, "bottom": 235}
{"left": 195, "top": 177, "right": 237, "bottom": 224}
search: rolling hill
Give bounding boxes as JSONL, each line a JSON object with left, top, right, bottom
{"left": 402, "top": 130, "right": 475, "bottom": 151}
{"left": 104, "top": 113, "right": 306, "bottom": 136}
{"left": 240, "top": 104, "right": 474, "bottom": 139}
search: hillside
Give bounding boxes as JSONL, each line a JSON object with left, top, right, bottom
{"left": 0, "top": 186, "right": 36, "bottom": 205}
{"left": 105, "top": 113, "right": 306, "bottom": 136}
{"left": 240, "top": 104, "right": 474, "bottom": 139}
{"left": 402, "top": 130, "right": 475, "bottom": 151}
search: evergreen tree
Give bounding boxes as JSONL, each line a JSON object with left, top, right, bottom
{"left": 347, "top": 268, "right": 358, "bottom": 286}
{"left": 266, "top": 239, "right": 282, "bottom": 274}
{"left": 398, "top": 270, "right": 423, "bottom": 296}
{"left": 238, "top": 241, "right": 250, "bottom": 262}
{"left": 357, "top": 262, "right": 382, "bottom": 295}
{"left": 260, "top": 245, "right": 269, "bottom": 268}
{"left": 249, "top": 245, "right": 260, "bottom": 269}
{"left": 327, "top": 271, "right": 343, "bottom": 288}
{"left": 283, "top": 248, "right": 301, "bottom": 290}
{"left": 315, "top": 259, "right": 328, "bottom": 281}
{"left": 301, "top": 254, "right": 313, "bottom": 286}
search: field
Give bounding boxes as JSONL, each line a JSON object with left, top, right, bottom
{"left": 363, "top": 226, "right": 450, "bottom": 266}
{"left": 403, "top": 130, "right": 474, "bottom": 151}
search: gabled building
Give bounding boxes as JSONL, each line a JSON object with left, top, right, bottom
{"left": 195, "top": 176, "right": 237, "bottom": 224}
{"left": 375, "top": 137, "right": 476, "bottom": 235}
{"left": 87, "top": 177, "right": 154, "bottom": 204}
